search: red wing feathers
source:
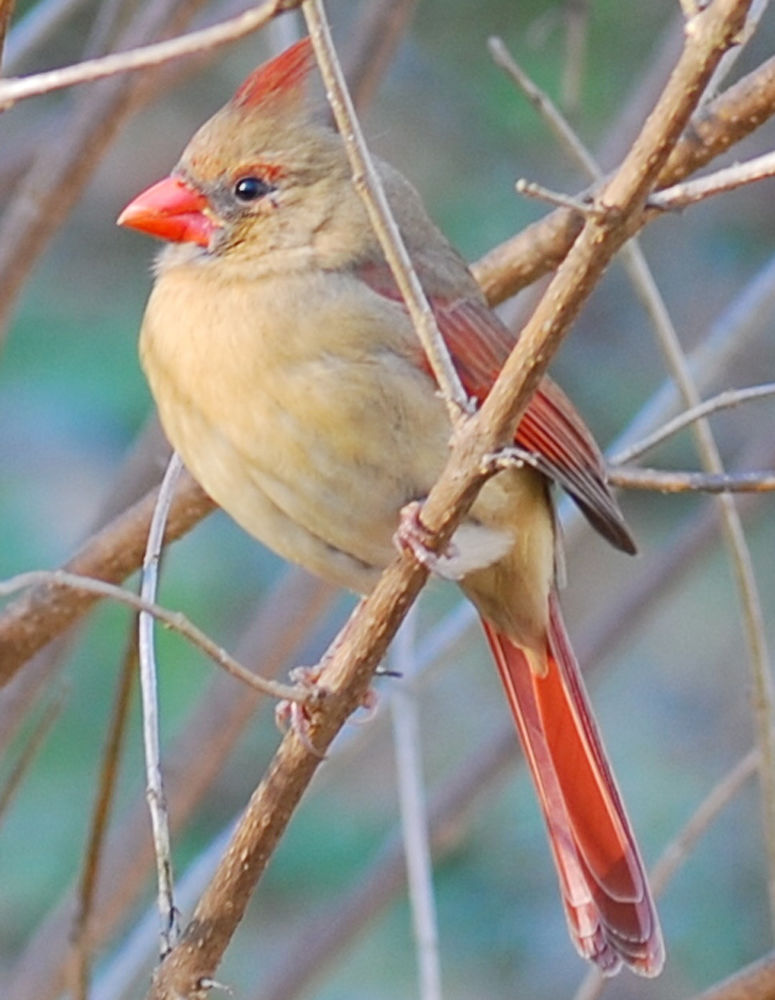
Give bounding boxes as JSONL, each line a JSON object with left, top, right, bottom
{"left": 357, "top": 263, "right": 634, "bottom": 553}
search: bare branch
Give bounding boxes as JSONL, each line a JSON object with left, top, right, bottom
{"left": 303, "top": 0, "right": 470, "bottom": 420}
{"left": 610, "top": 466, "right": 775, "bottom": 494}
{"left": 613, "top": 383, "right": 775, "bottom": 464}
{"left": 651, "top": 151, "right": 775, "bottom": 210}
{"left": 0, "top": 0, "right": 302, "bottom": 109}
{"left": 0, "top": 570, "right": 306, "bottom": 704}
{"left": 390, "top": 612, "right": 442, "bottom": 1000}
{"left": 489, "top": 35, "right": 599, "bottom": 177}
{"left": 515, "top": 178, "right": 601, "bottom": 216}
{"left": 0, "top": 688, "right": 62, "bottom": 824}
{"left": 69, "top": 632, "right": 137, "bottom": 1000}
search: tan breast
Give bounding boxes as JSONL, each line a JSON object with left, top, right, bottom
{"left": 140, "top": 259, "right": 555, "bottom": 646}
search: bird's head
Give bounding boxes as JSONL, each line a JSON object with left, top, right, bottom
{"left": 118, "top": 38, "right": 368, "bottom": 273}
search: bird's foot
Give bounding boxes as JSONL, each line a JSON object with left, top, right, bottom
{"left": 394, "top": 500, "right": 463, "bottom": 580}
{"left": 275, "top": 663, "right": 382, "bottom": 754}
{"left": 275, "top": 665, "right": 328, "bottom": 757}
{"left": 480, "top": 445, "right": 541, "bottom": 476}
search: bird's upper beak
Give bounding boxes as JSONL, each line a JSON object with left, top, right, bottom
{"left": 117, "top": 175, "right": 219, "bottom": 248}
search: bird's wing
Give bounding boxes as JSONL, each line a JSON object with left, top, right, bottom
{"left": 358, "top": 264, "right": 635, "bottom": 553}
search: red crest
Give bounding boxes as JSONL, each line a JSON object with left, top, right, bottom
{"left": 233, "top": 37, "right": 314, "bottom": 109}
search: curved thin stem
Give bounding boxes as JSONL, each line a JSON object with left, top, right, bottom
{"left": 139, "top": 452, "right": 183, "bottom": 957}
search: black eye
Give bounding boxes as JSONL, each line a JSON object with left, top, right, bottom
{"left": 233, "top": 176, "right": 274, "bottom": 202}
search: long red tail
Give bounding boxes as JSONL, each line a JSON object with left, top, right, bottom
{"left": 481, "top": 595, "right": 664, "bottom": 976}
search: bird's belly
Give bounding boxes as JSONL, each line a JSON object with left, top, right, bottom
{"left": 166, "top": 393, "right": 403, "bottom": 592}
{"left": 142, "top": 311, "right": 449, "bottom": 592}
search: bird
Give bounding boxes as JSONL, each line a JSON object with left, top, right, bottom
{"left": 118, "top": 37, "right": 664, "bottom": 977}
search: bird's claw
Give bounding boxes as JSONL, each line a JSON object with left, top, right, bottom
{"left": 480, "top": 445, "right": 541, "bottom": 477}
{"left": 275, "top": 665, "right": 328, "bottom": 757}
{"left": 275, "top": 665, "right": 381, "bottom": 753}
{"left": 394, "top": 500, "right": 461, "bottom": 579}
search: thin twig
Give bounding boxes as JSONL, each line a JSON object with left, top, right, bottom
{"left": 302, "top": 0, "right": 470, "bottom": 421}
{"left": 561, "top": 0, "right": 589, "bottom": 113}
{"left": 0, "top": 570, "right": 306, "bottom": 704}
{"left": 610, "top": 467, "right": 775, "bottom": 494}
{"left": 515, "top": 178, "right": 600, "bottom": 216}
{"left": 0, "top": 0, "right": 303, "bottom": 108}
{"left": 0, "top": 689, "right": 62, "bottom": 824}
{"left": 650, "top": 750, "right": 758, "bottom": 898}
{"left": 390, "top": 610, "right": 442, "bottom": 1000}
{"left": 613, "top": 383, "right": 775, "bottom": 465}
{"left": 651, "top": 150, "right": 775, "bottom": 210}
{"left": 139, "top": 452, "right": 183, "bottom": 957}
{"left": 489, "top": 35, "right": 598, "bottom": 177}
{"left": 69, "top": 630, "right": 138, "bottom": 1000}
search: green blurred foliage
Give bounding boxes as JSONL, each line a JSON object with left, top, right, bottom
{"left": 1, "top": 1, "right": 775, "bottom": 998}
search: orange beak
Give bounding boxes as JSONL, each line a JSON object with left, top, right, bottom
{"left": 117, "top": 175, "right": 218, "bottom": 247}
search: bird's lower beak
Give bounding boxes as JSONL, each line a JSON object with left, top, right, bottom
{"left": 117, "top": 175, "right": 218, "bottom": 248}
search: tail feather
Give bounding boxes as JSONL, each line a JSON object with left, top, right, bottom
{"left": 481, "top": 594, "right": 664, "bottom": 977}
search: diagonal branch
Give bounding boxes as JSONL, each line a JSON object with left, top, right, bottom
{"left": 304, "top": 0, "right": 468, "bottom": 418}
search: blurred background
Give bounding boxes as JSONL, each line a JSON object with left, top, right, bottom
{"left": 1, "top": 1, "right": 775, "bottom": 998}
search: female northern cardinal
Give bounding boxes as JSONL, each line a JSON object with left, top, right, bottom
{"left": 118, "top": 38, "right": 664, "bottom": 977}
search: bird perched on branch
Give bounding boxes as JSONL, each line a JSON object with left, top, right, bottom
{"left": 118, "top": 37, "right": 664, "bottom": 977}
